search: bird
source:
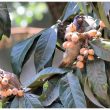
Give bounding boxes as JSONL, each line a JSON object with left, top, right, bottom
{"left": 73, "top": 15, "right": 85, "bottom": 33}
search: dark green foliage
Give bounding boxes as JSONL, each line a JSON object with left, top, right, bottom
{"left": 34, "top": 25, "right": 57, "bottom": 72}
{"left": 10, "top": 93, "right": 43, "bottom": 108}
{"left": 59, "top": 71, "right": 86, "bottom": 108}
{"left": 0, "top": 3, "right": 11, "bottom": 39}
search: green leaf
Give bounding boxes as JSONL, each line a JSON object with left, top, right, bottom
{"left": 60, "top": 2, "right": 80, "bottom": 22}
{"left": 50, "top": 102, "right": 64, "bottom": 108}
{"left": 0, "top": 101, "right": 2, "bottom": 108}
{"left": 59, "top": 71, "right": 87, "bottom": 108}
{"left": 40, "top": 79, "right": 59, "bottom": 106}
{"left": 10, "top": 96, "right": 23, "bottom": 108}
{"left": 27, "top": 67, "right": 70, "bottom": 88}
{"left": 90, "top": 3, "right": 100, "bottom": 18}
{"left": 104, "top": 61, "right": 110, "bottom": 99}
{"left": 103, "top": 28, "right": 110, "bottom": 39}
{"left": 97, "top": 2, "right": 110, "bottom": 29}
{"left": 11, "top": 32, "right": 42, "bottom": 76}
{"left": 105, "top": 61, "right": 110, "bottom": 86}
{"left": 0, "top": 3, "right": 11, "bottom": 39}
{"left": 75, "top": 68, "right": 83, "bottom": 84}
{"left": 24, "top": 93, "right": 43, "bottom": 108}
{"left": 90, "top": 2, "right": 110, "bottom": 28}
{"left": 78, "top": 2, "right": 87, "bottom": 14}
{"left": 34, "top": 25, "right": 57, "bottom": 72}
{"left": 84, "top": 77, "right": 105, "bottom": 108}
{"left": 86, "top": 3, "right": 93, "bottom": 16}
{"left": 44, "top": 51, "right": 55, "bottom": 68}
{"left": 89, "top": 38, "right": 110, "bottom": 62}
{"left": 10, "top": 93, "right": 43, "bottom": 108}
{"left": 86, "top": 59, "right": 110, "bottom": 107}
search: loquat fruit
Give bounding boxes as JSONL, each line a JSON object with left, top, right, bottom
{"left": 69, "top": 23, "right": 77, "bottom": 32}
{"left": 65, "top": 32, "right": 73, "bottom": 41}
{"left": 87, "top": 29, "right": 97, "bottom": 37}
{"left": 0, "top": 84, "right": 2, "bottom": 89}
{"left": 96, "top": 31, "right": 102, "bottom": 38}
{"left": 88, "top": 49, "right": 94, "bottom": 55}
{"left": 62, "top": 41, "right": 69, "bottom": 49}
{"left": 71, "top": 33, "right": 79, "bottom": 43}
{"left": 88, "top": 55, "right": 94, "bottom": 61}
{"left": 1, "top": 78, "right": 8, "bottom": 86}
{"left": 77, "top": 55, "right": 84, "bottom": 61}
{"left": 12, "top": 88, "right": 18, "bottom": 95}
{"left": 0, "top": 76, "right": 2, "bottom": 82}
{"left": 6, "top": 89, "right": 13, "bottom": 96}
{"left": 66, "top": 41, "right": 75, "bottom": 48}
{"left": 80, "top": 48, "right": 86, "bottom": 55}
{"left": 76, "top": 61, "right": 84, "bottom": 69}
{"left": 17, "top": 90, "right": 24, "bottom": 97}
{"left": 83, "top": 50, "right": 89, "bottom": 56}
{"left": 1, "top": 90, "right": 7, "bottom": 97}
{"left": 100, "top": 20, "right": 106, "bottom": 28}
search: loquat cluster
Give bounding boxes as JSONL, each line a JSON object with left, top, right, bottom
{"left": 0, "top": 69, "right": 24, "bottom": 99}
{"left": 76, "top": 48, "right": 95, "bottom": 69}
{"left": 62, "top": 19, "right": 105, "bottom": 69}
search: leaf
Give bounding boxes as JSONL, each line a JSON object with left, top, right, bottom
{"left": 34, "top": 25, "right": 57, "bottom": 72}
{"left": 103, "top": 28, "right": 110, "bottom": 39}
{"left": 90, "top": 3, "right": 100, "bottom": 18}
{"left": 89, "top": 38, "right": 110, "bottom": 62}
{"left": 10, "top": 93, "right": 43, "bottom": 108}
{"left": 0, "top": 3, "right": 11, "bottom": 39}
{"left": 90, "top": 2, "right": 110, "bottom": 28}
{"left": 0, "top": 101, "right": 2, "bottom": 108}
{"left": 24, "top": 93, "right": 43, "bottom": 108}
{"left": 26, "top": 67, "right": 70, "bottom": 88}
{"left": 59, "top": 71, "right": 87, "bottom": 108}
{"left": 104, "top": 61, "right": 110, "bottom": 98}
{"left": 44, "top": 52, "right": 55, "bottom": 68}
{"left": 78, "top": 2, "right": 87, "bottom": 14}
{"left": 75, "top": 68, "right": 83, "bottom": 84}
{"left": 84, "top": 77, "right": 105, "bottom": 108}
{"left": 86, "top": 59, "right": 110, "bottom": 106}
{"left": 40, "top": 79, "right": 59, "bottom": 106}
{"left": 10, "top": 96, "right": 23, "bottom": 108}
{"left": 97, "top": 2, "right": 110, "bottom": 29}
{"left": 11, "top": 32, "right": 42, "bottom": 76}
{"left": 50, "top": 102, "right": 64, "bottom": 108}
{"left": 105, "top": 61, "right": 110, "bottom": 86}
{"left": 60, "top": 2, "right": 80, "bottom": 22}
